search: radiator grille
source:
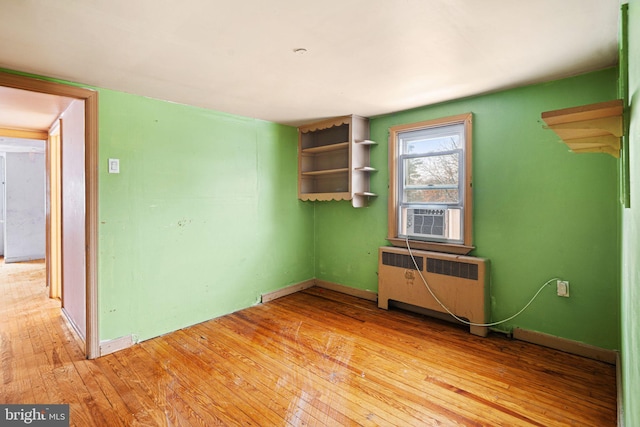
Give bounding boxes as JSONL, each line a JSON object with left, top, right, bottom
{"left": 426, "top": 257, "right": 478, "bottom": 280}
{"left": 381, "top": 251, "right": 423, "bottom": 270}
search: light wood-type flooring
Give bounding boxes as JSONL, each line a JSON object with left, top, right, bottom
{"left": 0, "top": 258, "right": 617, "bottom": 426}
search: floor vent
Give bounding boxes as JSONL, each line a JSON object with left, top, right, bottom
{"left": 426, "top": 257, "right": 478, "bottom": 280}
{"left": 381, "top": 251, "right": 423, "bottom": 270}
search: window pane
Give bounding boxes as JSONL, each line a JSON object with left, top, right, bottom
{"left": 404, "top": 188, "right": 459, "bottom": 203}
{"left": 404, "top": 154, "right": 459, "bottom": 187}
{"left": 402, "top": 128, "right": 462, "bottom": 155}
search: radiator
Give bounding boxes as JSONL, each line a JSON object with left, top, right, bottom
{"left": 378, "top": 246, "right": 490, "bottom": 337}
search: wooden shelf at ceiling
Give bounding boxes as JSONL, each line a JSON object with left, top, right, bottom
{"left": 541, "top": 99, "right": 623, "bottom": 158}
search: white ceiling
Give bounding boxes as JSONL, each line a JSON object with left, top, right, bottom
{"left": 0, "top": 86, "right": 74, "bottom": 131}
{"left": 0, "top": 0, "right": 621, "bottom": 127}
{"left": 0, "top": 86, "right": 71, "bottom": 153}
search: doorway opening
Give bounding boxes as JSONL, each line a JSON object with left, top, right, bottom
{"left": 0, "top": 71, "right": 99, "bottom": 359}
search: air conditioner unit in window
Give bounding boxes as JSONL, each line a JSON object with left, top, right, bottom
{"left": 406, "top": 207, "right": 447, "bottom": 238}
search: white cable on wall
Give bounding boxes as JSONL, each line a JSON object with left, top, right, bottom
{"left": 405, "top": 238, "right": 560, "bottom": 328}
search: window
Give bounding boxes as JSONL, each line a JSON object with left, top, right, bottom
{"left": 388, "top": 113, "right": 473, "bottom": 254}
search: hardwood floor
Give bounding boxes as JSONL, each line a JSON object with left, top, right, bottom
{"left": 0, "top": 259, "right": 617, "bottom": 426}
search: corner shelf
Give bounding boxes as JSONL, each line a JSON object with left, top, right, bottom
{"left": 298, "top": 115, "right": 377, "bottom": 207}
{"left": 541, "top": 99, "right": 623, "bottom": 158}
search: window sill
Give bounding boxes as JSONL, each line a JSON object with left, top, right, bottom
{"left": 387, "top": 238, "right": 475, "bottom": 255}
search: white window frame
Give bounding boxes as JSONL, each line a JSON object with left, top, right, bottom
{"left": 388, "top": 113, "right": 474, "bottom": 254}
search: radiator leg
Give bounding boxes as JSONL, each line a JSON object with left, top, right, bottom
{"left": 470, "top": 325, "right": 489, "bottom": 337}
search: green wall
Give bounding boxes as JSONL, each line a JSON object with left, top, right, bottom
{"left": 315, "top": 68, "right": 620, "bottom": 349}
{"left": 98, "top": 90, "right": 315, "bottom": 341}
{"left": 622, "top": 0, "right": 640, "bottom": 424}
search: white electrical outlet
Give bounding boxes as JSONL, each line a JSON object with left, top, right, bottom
{"left": 557, "top": 280, "right": 570, "bottom": 297}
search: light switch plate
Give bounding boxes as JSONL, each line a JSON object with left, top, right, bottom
{"left": 108, "top": 158, "right": 120, "bottom": 174}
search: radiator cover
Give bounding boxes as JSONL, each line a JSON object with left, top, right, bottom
{"left": 378, "top": 246, "right": 490, "bottom": 337}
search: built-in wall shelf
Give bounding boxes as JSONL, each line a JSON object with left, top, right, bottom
{"left": 301, "top": 168, "right": 349, "bottom": 176}
{"left": 298, "top": 115, "right": 376, "bottom": 207}
{"left": 541, "top": 99, "right": 624, "bottom": 158}
{"left": 301, "top": 142, "right": 349, "bottom": 154}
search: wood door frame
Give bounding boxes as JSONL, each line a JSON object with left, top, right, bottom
{"left": 47, "top": 119, "right": 62, "bottom": 300}
{"left": 0, "top": 70, "right": 99, "bottom": 359}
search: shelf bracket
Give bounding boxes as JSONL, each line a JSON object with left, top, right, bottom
{"left": 541, "top": 100, "right": 623, "bottom": 158}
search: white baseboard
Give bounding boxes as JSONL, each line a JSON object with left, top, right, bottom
{"left": 4, "top": 255, "right": 45, "bottom": 263}
{"left": 261, "top": 279, "right": 316, "bottom": 303}
{"left": 314, "top": 279, "right": 378, "bottom": 302}
{"left": 100, "top": 335, "right": 134, "bottom": 356}
{"left": 61, "top": 307, "right": 85, "bottom": 340}
{"left": 512, "top": 327, "right": 617, "bottom": 364}
{"left": 617, "top": 352, "right": 624, "bottom": 426}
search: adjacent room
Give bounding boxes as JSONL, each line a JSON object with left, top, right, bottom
{"left": 1, "top": 1, "right": 638, "bottom": 425}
